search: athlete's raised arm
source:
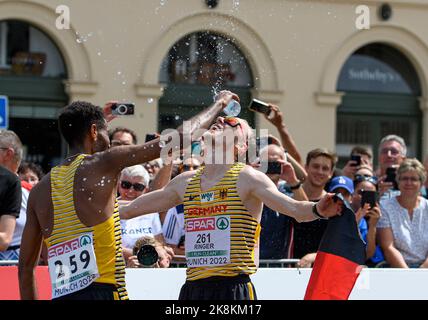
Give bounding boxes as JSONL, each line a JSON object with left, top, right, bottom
{"left": 99, "top": 91, "right": 239, "bottom": 174}
{"left": 241, "top": 167, "right": 341, "bottom": 222}
{"left": 119, "top": 171, "right": 193, "bottom": 220}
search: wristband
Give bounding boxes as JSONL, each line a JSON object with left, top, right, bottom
{"left": 289, "top": 181, "right": 302, "bottom": 190}
{"left": 312, "top": 202, "right": 328, "bottom": 220}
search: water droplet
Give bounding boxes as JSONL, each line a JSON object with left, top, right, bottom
{"left": 175, "top": 115, "right": 180, "bottom": 120}
{"left": 117, "top": 71, "right": 122, "bottom": 76}
{"left": 83, "top": 178, "right": 87, "bottom": 181}
{"left": 97, "top": 52, "right": 102, "bottom": 56}
{"left": 88, "top": 197, "right": 92, "bottom": 201}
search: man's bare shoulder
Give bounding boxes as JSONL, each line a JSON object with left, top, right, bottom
{"left": 28, "top": 172, "right": 51, "bottom": 208}
{"left": 31, "top": 172, "right": 51, "bottom": 194}
{"left": 239, "top": 165, "right": 267, "bottom": 181}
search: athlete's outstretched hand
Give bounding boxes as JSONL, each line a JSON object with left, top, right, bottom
{"left": 316, "top": 193, "right": 343, "bottom": 219}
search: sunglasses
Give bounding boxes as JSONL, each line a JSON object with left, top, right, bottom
{"left": 223, "top": 117, "right": 241, "bottom": 128}
{"left": 354, "top": 174, "right": 378, "bottom": 186}
{"left": 120, "top": 180, "right": 146, "bottom": 192}
{"left": 182, "top": 164, "right": 200, "bottom": 171}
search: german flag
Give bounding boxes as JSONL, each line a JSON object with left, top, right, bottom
{"left": 304, "top": 194, "right": 366, "bottom": 300}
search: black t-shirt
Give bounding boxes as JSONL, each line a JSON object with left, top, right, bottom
{"left": 0, "top": 165, "right": 21, "bottom": 218}
{"left": 292, "top": 198, "right": 328, "bottom": 259}
{"left": 259, "top": 183, "right": 293, "bottom": 259}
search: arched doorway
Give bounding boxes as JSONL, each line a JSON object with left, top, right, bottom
{"left": 158, "top": 31, "right": 254, "bottom": 133}
{"left": 0, "top": 19, "right": 68, "bottom": 171}
{"left": 336, "top": 43, "right": 422, "bottom": 166}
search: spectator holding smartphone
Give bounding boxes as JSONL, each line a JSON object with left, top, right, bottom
{"left": 377, "top": 135, "right": 407, "bottom": 199}
{"left": 352, "top": 175, "right": 384, "bottom": 266}
{"left": 342, "top": 146, "right": 374, "bottom": 180}
{"left": 378, "top": 159, "right": 428, "bottom": 268}
{"left": 257, "top": 144, "right": 308, "bottom": 261}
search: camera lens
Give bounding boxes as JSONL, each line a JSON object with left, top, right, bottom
{"left": 137, "top": 245, "right": 159, "bottom": 266}
{"left": 117, "top": 104, "right": 128, "bottom": 115}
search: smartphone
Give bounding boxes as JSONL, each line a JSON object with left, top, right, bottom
{"left": 111, "top": 103, "right": 135, "bottom": 115}
{"left": 385, "top": 167, "right": 397, "bottom": 183}
{"left": 248, "top": 99, "right": 271, "bottom": 116}
{"left": 267, "top": 161, "right": 282, "bottom": 174}
{"left": 145, "top": 134, "right": 158, "bottom": 143}
{"left": 350, "top": 154, "right": 361, "bottom": 167}
{"left": 178, "top": 235, "right": 185, "bottom": 248}
{"left": 360, "top": 190, "right": 377, "bottom": 209}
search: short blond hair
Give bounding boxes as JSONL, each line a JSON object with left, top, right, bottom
{"left": 397, "top": 158, "right": 426, "bottom": 184}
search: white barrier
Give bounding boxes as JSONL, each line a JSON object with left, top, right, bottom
{"left": 125, "top": 268, "right": 428, "bottom": 300}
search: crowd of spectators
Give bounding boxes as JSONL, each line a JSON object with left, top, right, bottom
{"left": 2, "top": 99, "right": 428, "bottom": 270}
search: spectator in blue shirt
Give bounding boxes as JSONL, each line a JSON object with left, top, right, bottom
{"left": 351, "top": 175, "right": 384, "bottom": 266}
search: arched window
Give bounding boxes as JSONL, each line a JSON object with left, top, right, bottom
{"left": 0, "top": 20, "right": 68, "bottom": 170}
{"left": 158, "top": 31, "right": 254, "bottom": 132}
{"left": 0, "top": 20, "right": 66, "bottom": 77}
{"left": 336, "top": 43, "right": 421, "bottom": 165}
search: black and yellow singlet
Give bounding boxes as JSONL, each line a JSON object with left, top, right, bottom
{"left": 45, "top": 154, "right": 128, "bottom": 300}
{"left": 183, "top": 162, "right": 261, "bottom": 281}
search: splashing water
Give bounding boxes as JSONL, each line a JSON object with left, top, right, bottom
{"left": 76, "top": 32, "right": 93, "bottom": 44}
{"left": 232, "top": 0, "right": 240, "bottom": 10}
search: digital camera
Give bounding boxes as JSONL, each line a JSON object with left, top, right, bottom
{"left": 111, "top": 103, "right": 135, "bottom": 116}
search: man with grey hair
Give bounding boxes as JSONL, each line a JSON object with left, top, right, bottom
{"left": 377, "top": 134, "right": 407, "bottom": 198}
{"left": 0, "top": 130, "right": 23, "bottom": 254}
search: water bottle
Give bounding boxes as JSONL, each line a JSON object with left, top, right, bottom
{"left": 223, "top": 100, "right": 241, "bottom": 117}
{"left": 213, "top": 93, "right": 241, "bottom": 117}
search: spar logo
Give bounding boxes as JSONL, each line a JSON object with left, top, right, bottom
{"left": 200, "top": 191, "right": 215, "bottom": 203}
{"left": 80, "top": 235, "right": 92, "bottom": 246}
{"left": 216, "top": 217, "right": 229, "bottom": 230}
{"left": 186, "top": 218, "right": 215, "bottom": 232}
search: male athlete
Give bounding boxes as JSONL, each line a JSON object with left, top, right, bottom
{"left": 18, "top": 91, "right": 237, "bottom": 300}
{"left": 120, "top": 114, "right": 342, "bottom": 300}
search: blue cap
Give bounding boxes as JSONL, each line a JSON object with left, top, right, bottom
{"left": 329, "top": 176, "right": 354, "bottom": 194}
